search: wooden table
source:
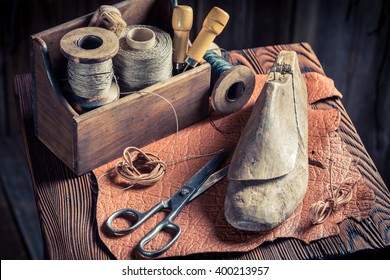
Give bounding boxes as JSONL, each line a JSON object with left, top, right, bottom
{"left": 15, "top": 43, "right": 390, "bottom": 259}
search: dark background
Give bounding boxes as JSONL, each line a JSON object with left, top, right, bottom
{"left": 0, "top": 0, "right": 389, "bottom": 259}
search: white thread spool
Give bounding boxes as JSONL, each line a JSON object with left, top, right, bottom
{"left": 60, "top": 27, "right": 120, "bottom": 110}
{"left": 126, "top": 27, "right": 156, "bottom": 50}
{"left": 113, "top": 25, "right": 173, "bottom": 93}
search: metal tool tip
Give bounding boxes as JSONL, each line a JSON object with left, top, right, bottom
{"left": 183, "top": 64, "right": 190, "bottom": 72}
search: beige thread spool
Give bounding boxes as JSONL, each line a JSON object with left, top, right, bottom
{"left": 113, "top": 25, "right": 173, "bottom": 93}
{"left": 60, "top": 27, "right": 120, "bottom": 110}
{"left": 88, "top": 5, "right": 127, "bottom": 37}
{"left": 126, "top": 27, "right": 156, "bottom": 50}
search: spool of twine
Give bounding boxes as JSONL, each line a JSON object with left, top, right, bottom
{"left": 60, "top": 27, "right": 120, "bottom": 109}
{"left": 88, "top": 5, "right": 127, "bottom": 37}
{"left": 113, "top": 25, "right": 173, "bottom": 93}
{"left": 203, "top": 50, "right": 255, "bottom": 115}
{"left": 67, "top": 59, "right": 113, "bottom": 98}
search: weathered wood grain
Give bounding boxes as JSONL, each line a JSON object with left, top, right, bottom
{"left": 16, "top": 74, "right": 112, "bottom": 259}
{"left": 181, "top": 0, "right": 294, "bottom": 50}
{"left": 15, "top": 42, "right": 390, "bottom": 259}
{"left": 32, "top": 39, "right": 76, "bottom": 169}
{"left": 292, "top": 0, "right": 390, "bottom": 188}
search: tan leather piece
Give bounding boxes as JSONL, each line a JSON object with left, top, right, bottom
{"left": 94, "top": 71, "right": 375, "bottom": 259}
{"left": 304, "top": 72, "right": 343, "bottom": 103}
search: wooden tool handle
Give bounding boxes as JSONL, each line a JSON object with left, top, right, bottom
{"left": 172, "top": 5, "right": 193, "bottom": 64}
{"left": 186, "top": 7, "right": 229, "bottom": 66}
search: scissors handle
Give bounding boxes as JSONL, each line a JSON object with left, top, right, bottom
{"left": 135, "top": 186, "right": 198, "bottom": 258}
{"left": 105, "top": 202, "right": 166, "bottom": 235}
{"left": 137, "top": 220, "right": 181, "bottom": 258}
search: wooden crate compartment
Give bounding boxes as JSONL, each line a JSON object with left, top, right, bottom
{"left": 30, "top": 0, "right": 211, "bottom": 175}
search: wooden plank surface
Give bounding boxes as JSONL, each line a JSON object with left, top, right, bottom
{"left": 15, "top": 74, "right": 113, "bottom": 259}
{"left": 291, "top": 0, "right": 390, "bottom": 188}
{"left": 32, "top": 38, "right": 76, "bottom": 171}
{"left": 15, "top": 43, "right": 390, "bottom": 259}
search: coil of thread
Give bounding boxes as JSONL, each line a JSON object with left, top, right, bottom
{"left": 113, "top": 25, "right": 173, "bottom": 93}
{"left": 203, "top": 50, "right": 255, "bottom": 115}
{"left": 60, "top": 27, "right": 120, "bottom": 110}
{"left": 88, "top": 5, "right": 127, "bottom": 37}
{"left": 67, "top": 59, "right": 113, "bottom": 98}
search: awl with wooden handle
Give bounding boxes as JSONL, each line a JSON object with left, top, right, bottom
{"left": 183, "top": 7, "right": 229, "bottom": 71}
{"left": 172, "top": 5, "right": 193, "bottom": 74}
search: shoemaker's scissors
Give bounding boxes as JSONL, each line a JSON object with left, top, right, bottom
{"left": 105, "top": 149, "right": 229, "bottom": 258}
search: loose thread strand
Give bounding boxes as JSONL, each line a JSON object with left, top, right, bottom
{"left": 97, "top": 91, "right": 224, "bottom": 191}
{"left": 309, "top": 160, "right": 355, "bottom": 225}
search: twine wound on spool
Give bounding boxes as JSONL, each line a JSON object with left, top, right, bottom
{"left": 88, "top": 5, "right": 126, "bottom": 37}
{"left": 113, "top": 25, "right": 173, "bottom": 93}
{"left": 203, "top": 50, "right": 255, "bottom": 115}
{"left": 67, "top": 59, "right": 113, "bottom": 98}
{"left": 60, "top": 27, "right": 120, "bottom": 110}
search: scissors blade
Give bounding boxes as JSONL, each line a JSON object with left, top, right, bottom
{"left": 184, "top": 149, "right": 229, "bottom": 193}
{"left": 189, "top": 165, "right": 228, "bottom": 201}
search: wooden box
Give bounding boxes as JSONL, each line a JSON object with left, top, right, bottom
{"left": 30, "top": 0, "right": 211, "bottom": 175}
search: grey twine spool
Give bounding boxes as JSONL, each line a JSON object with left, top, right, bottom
{"left": 67, "top": 59, "right": 114, "bottom": 98}
{"left": 60, "top": 27, "right": 120, "bottom": 110}
{"left": 113, "top": 25, "right": 173, "bottom": 93}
